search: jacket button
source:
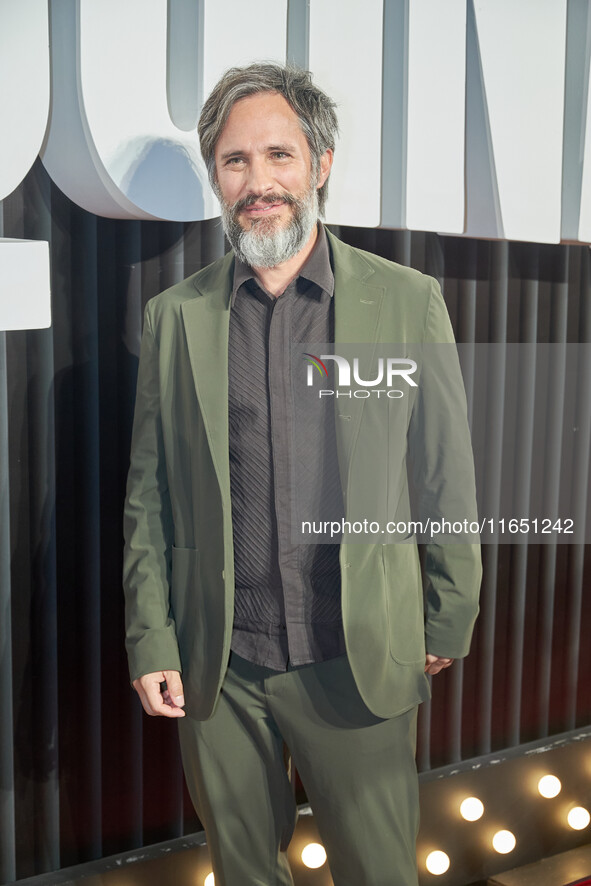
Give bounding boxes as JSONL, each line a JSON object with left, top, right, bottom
{"left": 221, "top": 570, "right": 225, "bottom": 579}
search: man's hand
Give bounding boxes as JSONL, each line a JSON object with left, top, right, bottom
{"left": 132, "top": 670, "right": 186, "bottom": 718}
{"left": 424, "top": 654, "right": 454, "bottom": 676}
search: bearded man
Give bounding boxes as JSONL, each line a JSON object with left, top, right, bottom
{"left": 123, "top": 63, "right": 481, "bottom": 886}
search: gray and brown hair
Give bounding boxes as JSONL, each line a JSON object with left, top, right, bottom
{"left": 198, "top": 62, "right": 338, "bottom": 215}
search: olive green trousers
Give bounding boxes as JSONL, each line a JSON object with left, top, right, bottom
{"left": 178, "top": 651, "right": 419, "bottom": 886}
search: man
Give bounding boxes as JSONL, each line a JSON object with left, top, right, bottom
{"left": 123, "top": 63, "right": 481, "bottom": 885}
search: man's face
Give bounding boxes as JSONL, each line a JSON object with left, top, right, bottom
{"left": 213, "top": 91, "right": 331, "bottom": 267}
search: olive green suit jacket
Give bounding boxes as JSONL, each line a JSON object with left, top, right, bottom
{"left": 123, "top": 230, "right": 481, "bottom": 720}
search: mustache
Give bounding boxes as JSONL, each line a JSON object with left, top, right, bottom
{"left": 232, "top": 192, "right": 298, "bottom": 213}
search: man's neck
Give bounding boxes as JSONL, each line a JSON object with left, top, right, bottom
{"left": 251, "top": 223, "right": 319, "bottom": 297}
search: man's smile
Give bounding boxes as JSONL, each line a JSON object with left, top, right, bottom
{"left": 242, "top": 201, "right": 285, "bottom": 216}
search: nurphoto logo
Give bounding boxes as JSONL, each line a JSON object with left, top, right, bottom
{"left": 303, "top": 353, "right": 417, "bottom": 399}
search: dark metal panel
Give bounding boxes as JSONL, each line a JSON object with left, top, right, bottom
{"left": 19, "top": 164, "right": 61, "bottom": 875}
{"left": 446, "top": 241, "right": 478, "bottom": 765}
{"left": 96, "top": 214, "right": 144, "bottom": 857}
{"left": 69, "top": 205, "right": 102, "bottom": 858}
{"left": 0, "top": 327, "right": 17, "bottom": 883}
{"left": 0, "top": 195, "right": 17, "bottom": 883}
{"left": 506, "top": 266, "right": 539, "bottom": 746}
{"left": 117, "top": 220, "right": 145, "bottom": 849}
{"left": 564, "top": 249, "right": 591, "bottom": 728}
{"left": 477, "top": 241, "right": 508, "bottom": 756}
{"left": 537, "top": 251, "right": 569, "bottom": 737}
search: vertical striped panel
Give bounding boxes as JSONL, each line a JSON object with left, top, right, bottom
{"left": 0, "top": 197, "right": 17, "bottom": 885}
{"left": 453, "top": 246, "right": 477, "bottom": 763}
{"left": 73, "top": 207, "right": 102, "bottom": 857}
{"left": 477, "top": 242, "right": 508, "bottom": 755}
{"left": 537, "top": 252, "right": 569, "bottom": 736}
{"left": 21, "top": 164, "right": 60, "bottom": 875}
{"left": 120, "top": 220, "right": 145, "bottom": 846}
{"left": 564, "top": 251, "right": 591, "bottom": 728}
{"left": 0, "top": 314, "right": 16, "bottom": 882}
{"left": 506, "top": 263, "right": 538, "bottom": 747}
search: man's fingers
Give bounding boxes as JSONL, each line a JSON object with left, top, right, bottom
{"left": 162, "top": 670, "right": 185, "bottom": 709}
{"left": 132, "top": 671, "right": 186, "bottom": 718}
{"left": 424, "top": 655, "right": 454, "bottom": 676}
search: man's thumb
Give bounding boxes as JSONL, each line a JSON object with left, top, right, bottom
{"left": 163, "top": 671, "right": 185, "bottom": 707}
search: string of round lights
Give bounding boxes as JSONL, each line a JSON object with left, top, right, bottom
{"left": 197, "top": 771, "right": 591, "bottom": 884}
{"left": 421, "top": 774, "right": 590, "bottom": 877}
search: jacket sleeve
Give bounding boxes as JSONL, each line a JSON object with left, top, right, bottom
{"left": 123, "top": 304, "right": 182, "bottom": 682}
{"left": 407, "top": 278, "right": 482, "bottom": 659}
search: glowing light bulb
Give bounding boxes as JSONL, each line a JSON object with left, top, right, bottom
{"left": 492, "top": 830, "right": 516, "bottom": 854}
{"left": 460, "top": 797, "right": 484, "bottom": 821}
{"left": 568, "top": 807, "right": 591, "bottom": 830}
{"left": 301, "top": 843, "right": 327, "bottom": 869}
{"left": 538, "top": 775, "right": 561, "bottom": 798}
{"left": 204, "top": 873, "right": 215, "bottom": 886}
{"left": 425, "top": 850, "right": 450, "bottom": 875}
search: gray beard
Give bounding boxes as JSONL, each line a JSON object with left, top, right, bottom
{"left": 220, "top": 187, "right": 319, "bottom": 269}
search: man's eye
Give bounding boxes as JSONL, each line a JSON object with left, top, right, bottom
{"left": 271, "top": 152, "right": 289, "bottom": 159}
{"left": 226, "top": 157, "right": 244, "bottom": 166}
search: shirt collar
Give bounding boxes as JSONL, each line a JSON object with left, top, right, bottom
{"left": 231, "top": 222, "right": 334, "bottom": 306}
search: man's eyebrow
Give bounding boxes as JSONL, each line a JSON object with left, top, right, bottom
{"left": 219, "top": 149, "right": 244, "bottom": 161}
{"left": 219, "top": 143, "right": 297, "bottom": 161}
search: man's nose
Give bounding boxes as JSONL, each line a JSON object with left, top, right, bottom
{"left": 245, "top": 157, "right": 274, "bottom": 194}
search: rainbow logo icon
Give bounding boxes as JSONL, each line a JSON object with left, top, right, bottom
{"left": 303, "top": 353, "right": 329, "bottom": 378}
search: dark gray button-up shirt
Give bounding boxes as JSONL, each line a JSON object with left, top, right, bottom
{"left": 228, "top": 224, "right": 345, "bottom": 670}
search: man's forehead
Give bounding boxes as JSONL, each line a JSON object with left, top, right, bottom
{"left": 229, "top": 90, "right": 295, "bottom": 116}
{"left": 216, "top": 92, "right": 306, "bottom": 149}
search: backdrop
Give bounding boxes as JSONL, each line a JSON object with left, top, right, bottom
{"left": 1, "top": 160, "right": 590, "bottom": 882}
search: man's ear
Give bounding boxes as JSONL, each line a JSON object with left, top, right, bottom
{"left": 316, "top": 149, "right": 333, "bottom": 189}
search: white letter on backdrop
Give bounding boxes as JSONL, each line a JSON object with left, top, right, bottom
{"left": 405, "top": 0, "right": 466, "bottom": 234}
{"left": 471, "top": 0, "right": 567, "bottom": 243}
{"left": 41, "top": 0, "right": 287, "bottom": 221}
{"left": 309, "top": 0, "right": 384, "bottom": 228}
{"left": 0, "top": 1, "right": 49, "bottom": 201}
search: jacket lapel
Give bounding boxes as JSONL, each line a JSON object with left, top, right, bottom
{"left": 328, "top": 230, "right": 384, "bottom": 343}
{"left": 181, "top": 252, "right": 234, "bottom": 505}
{"left": 326, "top": 230, "right": 385, "bottom": 492}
